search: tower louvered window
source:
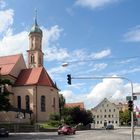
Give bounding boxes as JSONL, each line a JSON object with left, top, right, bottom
{"left": 31, "top": 54, "right": 35, "bottom": 63}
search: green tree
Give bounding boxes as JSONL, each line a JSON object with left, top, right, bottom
{"left": 0, "top": 79, "right": 12, "bottom": 111}
{"left": 59, "top": 94, "right": 65, "bottom": 120}
{"left": 119, "top": 110, "right": 131, "bottom": 125}
{"left": 63, "top": 106, "right": 93, "bottom": 126}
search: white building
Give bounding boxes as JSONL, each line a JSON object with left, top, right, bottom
{"left": 91, "top": 98, "right": 119, "bottom": 128}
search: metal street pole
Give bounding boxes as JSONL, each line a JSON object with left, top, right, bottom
{"left": 70, "top": 76, "right": 134, "bottom": 140}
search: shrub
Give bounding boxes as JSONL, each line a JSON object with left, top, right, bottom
{"left": 49, "top": 113, "right": 60, "bottom": 121}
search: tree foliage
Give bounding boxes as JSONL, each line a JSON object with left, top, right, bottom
{"left": 119, "top": 110, "right": 131, "bottom": 125}
{"left": 59, "top": 94, "right": 66, "bottom": 119}
{"left": 63, "top": 107, "right": 93, "bottom": 126}
{"left": 0, "top": 79, "right": 12, "bottom": 111}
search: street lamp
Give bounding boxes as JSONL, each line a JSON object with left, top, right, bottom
{"left": 66, "top": 75, "right": 135, "bottom": 140}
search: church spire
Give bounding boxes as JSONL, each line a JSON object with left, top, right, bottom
{"left": 34, "top": 9, "right": 38, "bottom": 26}
{"left": 27, "top": 11, "right": 44, "bottom": 68}
{"left": 29, "top": 10, "right": 42, "bottom": 35}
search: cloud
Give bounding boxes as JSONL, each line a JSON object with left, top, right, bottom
{"left": 123, "top": 25, "right": 140, "bottom": 42}
{"left": 0, "top": 9, "right": 14, "bottom": 35}
{"left": 66, "top": 8, "right": 74, "bottom": 16}
{"left": 60, "top": 89, "right": 87, "bottom": 104}
{"left": 0, "top": 0, "right": 6, "bottom": 9}
{"left": 87, "top": 63, "right": 108, "bottom": 72}
{"left": 42, "top": 25, "right": 70, "bottom": 61}
{"left": 60, "top": 90, "right": 73, "bottom": 99}
{"left": 86, "top": 76, "right": 133, "bottom": 106}
{"left": 0, "top": 31, "right": 28, "bottom": 57}
{"left": 0, "top": 23, "right": 67, "bottom": 63}
{"left": 75, "top": 0, "right": 120, "bottom": 9}
{"left": 66, "top": 49, "right": 111, "bottom": 63}
{"left": 91, "top": 49, "right": 111, "bottom": 59}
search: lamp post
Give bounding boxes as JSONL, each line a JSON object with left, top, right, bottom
{"left": 68, "top": 75, "right": 134, "bottom": 140}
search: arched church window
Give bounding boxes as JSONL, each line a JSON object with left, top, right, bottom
{"left": 25, "top": 95, "right": 30, "bottom": 111}
{"left": 41, "top": 95, "right": 46, "bottom": 112}
{"left": 31, "top": 54, "right": 35, "bottom": 63}
{"left": 17, "top": 96, "right": 21, "bottom": 110}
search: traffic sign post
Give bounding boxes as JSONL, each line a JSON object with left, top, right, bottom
{"left": 126, "top": 96, "right": 137, "bottom": 101}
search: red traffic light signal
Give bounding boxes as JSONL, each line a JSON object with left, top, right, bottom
{"left": 67, "top": 74, "right": 71, "bottom": 85}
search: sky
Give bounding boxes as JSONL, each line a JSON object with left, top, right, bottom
{"left": 1, "top": 0, "right": 140, "bottom": 109}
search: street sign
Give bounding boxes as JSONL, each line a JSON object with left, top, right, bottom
{"left": 126, "top": 96, "right": 131, "bottom": 101}
{"left": 126, "top": 96, "right": 137, "bottom": 101}
{"left": 133, "top": 96, "right": 137, "bottom": 100}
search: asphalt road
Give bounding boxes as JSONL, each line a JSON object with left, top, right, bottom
{"left": 3, "top": 128, "right": 140, "bottom": 140}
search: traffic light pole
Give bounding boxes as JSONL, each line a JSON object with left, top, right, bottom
{"left": 69, "top": 75, "right": 134, "bottom": 140}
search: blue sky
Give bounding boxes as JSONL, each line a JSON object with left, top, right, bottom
{"left": 1, "top": 0, "right": 140, "bottom": 109}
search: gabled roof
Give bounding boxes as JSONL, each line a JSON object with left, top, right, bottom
{"left": 0, "top": 54, "right": 24, "bottom": 76}
{"left": 14, "top": 67, "right": 56, "bottom": 88}
{"left": 93, "top": 98, "right": 117, "bottom": 111}
{"left": 65, "top": 102, "right": 84, "bottom": 109}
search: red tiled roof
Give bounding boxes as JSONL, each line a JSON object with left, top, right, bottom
{"left": 0, "top": 54, "right": 22, "bottom": 75}
{"left": 65, "top": 102, "right": 84, "bottom": 109}
{"left": 14, "top": 67, "right": 56, "bottom": 87}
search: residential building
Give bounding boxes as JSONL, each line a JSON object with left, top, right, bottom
{"left": 116, "top": 102, "right": 128, "bottom": 112}
{"left": 91, "top": 98, "right": 119, "bottom": 128}
{"left": 0, "top": 16, "right": 59, "bottom": 123}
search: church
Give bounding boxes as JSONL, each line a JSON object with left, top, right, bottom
{"left": 0, "top": 17, "right": 59, "bottom": 123}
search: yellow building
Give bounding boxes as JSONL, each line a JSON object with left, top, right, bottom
{"left": 0, "top": 17, "right": 59, "bottom": 123}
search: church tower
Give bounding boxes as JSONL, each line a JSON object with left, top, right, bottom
{"left": 27, "top": 13, "right": 44, "bottom": 68}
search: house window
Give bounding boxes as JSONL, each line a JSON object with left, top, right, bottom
{"left": 100, "top": 121, "right": 102, "bottom": 124}
{"left": 109, "top": 109, "right": 111, "bottom": 112}
{"left": 104, "top": 115, "right": 106, "bottom": 118}
{"left": 41, "top": 95, "right": 46, "bottom": 112}
{"left": 17, "top": 96, "right": 21, "bottom": 110}
{"left": 108, "top": 115, "right": 110, "bottom": 118}
{"left": 25, "top": 95, "right": 30, "bottom": 111}
{"left": 114, "top": 109, "right": 115, "bottom": 112}
{"left": 105, "top": 109, "right": 106, "bottom": 112}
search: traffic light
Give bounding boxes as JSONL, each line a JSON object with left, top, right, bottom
{"left": 128, "top": 100, "right": 133, "bottom": 111}
{"left": 67, "top": 74, "right": 71, "bottom": 85}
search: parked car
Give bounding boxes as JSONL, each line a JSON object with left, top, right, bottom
{"left": 58, "top": 125, "right": 76, "bottom": 135}
{"left": 106, "top": 124, "right": 114, "bottom": 130}
{"left": 0, "top": 127, "right": 9, "bottom": 137}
